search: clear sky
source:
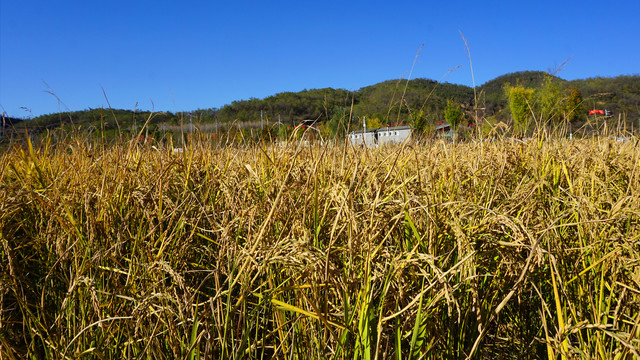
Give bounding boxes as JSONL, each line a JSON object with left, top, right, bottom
{"left": 1, "top": 0, "right": 638, "bottom": 118}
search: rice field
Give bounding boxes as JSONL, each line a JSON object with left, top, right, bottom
{"left": 1, "top": 134, "right": 639, "bottom": 359}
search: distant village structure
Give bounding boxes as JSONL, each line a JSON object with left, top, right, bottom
{"left": 348, "top": 125, "right": 412, "bottom": 147}
{"left": 347, "top": 121, "right": 465, "bottom": 146}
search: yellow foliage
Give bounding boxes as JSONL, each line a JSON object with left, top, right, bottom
{"left": 365, "top": 116, "right": 383, "bottom": 129}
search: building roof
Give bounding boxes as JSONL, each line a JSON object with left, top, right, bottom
{"left": 348, "top": 125, "right": 412, "bottom": 135}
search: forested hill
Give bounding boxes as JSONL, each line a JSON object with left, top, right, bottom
{"left": 216, "top": 79, "right": 476, "bottom": 126}
{"left": 478, "top": 72, "right": 640, "bottom": 120}
{"left": 215, "top": 88, "right": 354, "bottom": 126}
{"left": 1, "top": 115, "right": 23, "bottom": 127}
{"left": 479, "top": 71, "right": 556, "bottom": 114}
{"left": 18, "top": 72, "right": 640, "bottom": 132}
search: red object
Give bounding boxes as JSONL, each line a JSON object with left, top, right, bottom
{"left": 589, "top": 109, "right": 604, "bottom": 115}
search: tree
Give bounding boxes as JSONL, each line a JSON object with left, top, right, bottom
{"left": 505, "top": 84, "right": 536, "bottom": 132}
{"left": 537, "top": 75, "right": 563, "bottom": 124}
{"left": 365, "top": 116, "right": 382, "bottom": 129}
{"left": 444, "top": 99, "right": 463, "bottom": 128}
{"left": 561, "top": 87, "right": 583, "bottom": 123}
{"left": 409, "top": 110, "right": 428, "bottom": 139}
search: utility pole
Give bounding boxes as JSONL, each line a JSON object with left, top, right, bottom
{"left": 362, "top": 116, "right": 366, "bottom": 146}
{"left": 260, "top": 108, "right": 264, "bottom": 130}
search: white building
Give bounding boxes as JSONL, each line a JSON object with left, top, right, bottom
{"left": 348, "top": 125, "right": 412, "bottom": 147}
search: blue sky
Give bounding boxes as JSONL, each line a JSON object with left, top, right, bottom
{"left": 1, "top": 0, "right": 638, "bottom": 118}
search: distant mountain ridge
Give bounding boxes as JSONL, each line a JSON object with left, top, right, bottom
{"left": 17, "top": 71, "right": 640, "bottom": 133}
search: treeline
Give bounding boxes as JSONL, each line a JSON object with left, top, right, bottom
{"left": 17, "top": 108, "right": 177, "bottom": 131}
{"left": 479, "top": 70, "right": 553, "bottom": 115}
{"left": 216, "top": 88, "right": 354, "bottom": 125}
{"left": 15, "top": 72, "right": 640, "bottom": 137}
{"left": 356, "top": 79, "right": 475, "bottom": 124}
{"left": 571, "top": 75, "right": 640, "bottom": 119}
{"left": 195, "top": 72, "right": 640, "bottom": 130}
